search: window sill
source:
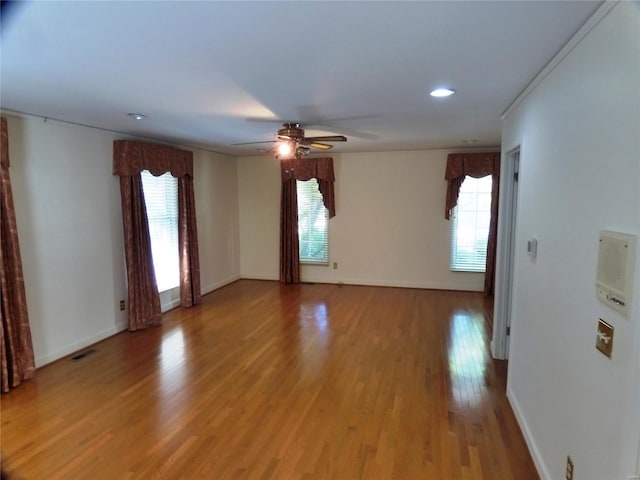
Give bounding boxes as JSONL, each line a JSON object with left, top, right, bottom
{"left": 158, "top": 285, "right": 180, "bottom": 294}
{"left": 300, "top": 261, "right": 329, "bottom": 266}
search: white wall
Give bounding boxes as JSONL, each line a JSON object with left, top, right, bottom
{"left": 6, "top": 114, "right": 240, "bottom": 367}
{"left": 238, "top": 149, "right": 487, "bottom": 291}
{"left": 501, "top": 3, "right": 640, "bottom": 479}
{"left": 194, "top": 148, "right": 241, "bottom": 294}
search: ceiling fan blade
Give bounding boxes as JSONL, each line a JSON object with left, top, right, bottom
{"left": 303, "top": 135, "right": 347, "bottom": 143}
{"left": 231, "top": 140, "right": 277, "bottom": 145}
{"left": 309, "top": 142, "right": 333, "bottom": 151}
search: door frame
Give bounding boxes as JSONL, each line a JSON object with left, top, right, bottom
{"left": 491, "top": 147, "right": 520, "bottom": 360}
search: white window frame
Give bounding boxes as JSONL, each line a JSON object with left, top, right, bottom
{"left": 450, "top": 175, "right": 493, "bottom": 273}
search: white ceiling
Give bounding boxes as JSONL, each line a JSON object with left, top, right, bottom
{"left": 1, "top": 1, "right": 602, "bottom": 156}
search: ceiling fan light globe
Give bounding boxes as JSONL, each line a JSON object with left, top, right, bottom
{"left": 296, "top": 146, "right": 311, "bottom": 158}
{"left": 277, "top": 141, "right": 293, "bottom": 157}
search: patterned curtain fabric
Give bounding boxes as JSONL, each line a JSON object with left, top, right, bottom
{"left": 119, "top": 175, "right": 162, "bottom": 330}
{"left": 279, "top": 157, "right": 336, "bottom": 283}
{"left": 0, "top": 116, "right": 36, "bottom": 392}
{"left": 280, "top": 157, "right": 336, "bottom": 217}
{"left": 113, "top": 140, "right": 201, "bottom": 330}
{"left": 113, "top": 140, "right": 193, "bottom": 177}
{"left": 484, "top": 173, "right": 500, "bottom": 296}
{"left": 444, "top": 152, "right": 501, "bottom": 296}
{"left": 444, "top": 152, "right": 500, "bottom": 219}
{"left": 178, "top": 176, "right": 201, "bottom": 307}
{"left": 280, "top": 178, "right": 300, "bottom": 284}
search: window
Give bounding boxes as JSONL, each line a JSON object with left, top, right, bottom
{"left": 297, "top": 179, "right": 328, "bottom": 264}
{"left": 450, "top": 175, "right": 493, "bottom": 272}
{"left": 141, "top": 170, "right": 179, "bottom": 292}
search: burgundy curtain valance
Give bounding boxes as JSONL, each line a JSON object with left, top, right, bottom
{"left": 280, "top": 157, "right": 335, "bottom": 183}
{"left": 444, "top": 152, "right": 500, "bottom": 181}
{"left": 113, "top": 140, "right": 193, "bottom": 178}
{"left": 281, "top": 157, "right": 336, "bottom": 218}
{"left": 445, "top": 152, "right": 500, "bottom": 220}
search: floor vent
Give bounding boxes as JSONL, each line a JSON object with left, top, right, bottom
{"left": 70, "top": 349, "right": 97, "bottom": 361}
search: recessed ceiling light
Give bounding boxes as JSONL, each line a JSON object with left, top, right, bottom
{"left": 462, "top": 139, "right": 477, "bottom": 144}
{"left": 430, "top": 88, "right": 455, "bottom": 98}
{"left": 127, "top": 113, "right": 147, "bottom": 120}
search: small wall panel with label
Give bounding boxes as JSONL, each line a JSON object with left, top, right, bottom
{"left": 596, "top": 231, "right": 637, "bottom": 317}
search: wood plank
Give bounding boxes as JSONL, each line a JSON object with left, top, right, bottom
{"left": 1, "top": 280, "right": 538, "bottom": 479}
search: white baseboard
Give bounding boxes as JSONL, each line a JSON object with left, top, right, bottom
{"left": 238, "top": 274, "right": 278, "bottom": 282}
{"left": 35, "top": 320, "right": 128, "bottom": 368}
{"left": 238, "top": 275, "right": 483, "bottom": 292}
{"left": 507, "top": 386, "right": 549, "bottom": 480}
{"left": 304, "top": 276, "right": 483, "bottom": 292}
{"left": 160, "top": 275, "right": 243, "bottom": 310}
{"left": 202, "top": 274, "right": 242, "bottom": 295}
{"left": 160, "top": 298, "right": 181, "bottom": 313}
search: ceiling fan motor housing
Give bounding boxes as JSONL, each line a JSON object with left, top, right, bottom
{"left": 278, "top": 123, "right": 305, "bottom": 140}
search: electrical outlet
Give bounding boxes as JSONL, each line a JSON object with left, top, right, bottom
{"left": 596, "top": 319, "right": 614, "bottom": 358}
{"left": 119, "top": 300, "right": 125, "bottom": 311}
{"left": 566, "top": 455, "right": 574, "bottom": 480}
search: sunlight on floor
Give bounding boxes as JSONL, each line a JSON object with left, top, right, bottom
{"left": 298, "top": 302, "right": 330, "bottom": 372}
{"left": 159, "top": 328, "right": 187, "bottom": 394}
{"left": 448, "top": 311, "right": 488, "bottom": 409}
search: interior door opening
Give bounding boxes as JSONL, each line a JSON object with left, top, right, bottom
{"left": 491, "top": 149, "right": 520, "bottom": 360}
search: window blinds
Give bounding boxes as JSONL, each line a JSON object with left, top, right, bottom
{"left": 297, "top": 179, "right": 329, "bottom": 264}
{"left": 450, "top": 175, "right": 493, "bottom": 272}
{"left": 141, "top": 170, "right": 179, "bottom": 291}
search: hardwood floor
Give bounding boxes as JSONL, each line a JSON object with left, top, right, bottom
{"left": 1, "top": 280, "right": 538, "bottom": 479}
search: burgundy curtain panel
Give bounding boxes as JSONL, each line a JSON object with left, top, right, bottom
{"left": 280, "top": 177, "right": 300, "bottom": 283}
{"left": 118, "top": 175, "right": 162, "bottom": 330}
{"left": 444, "top": 152, "right": 501, "bottom": 296}
{"left": 280, "top": 157, "right": 336, "bottom": 284}
{"left": 178, "top": 176, "right": 201, "bottom": 307}
{"left": 113, "top": 140, "right": 201, "bottom": 330}
{"left": 0, "top": 116, "right": 36, "bottom": 392}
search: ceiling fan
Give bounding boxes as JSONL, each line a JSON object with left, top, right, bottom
{"left": 233, "top": 122, "right": 347, "bottom": 158}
